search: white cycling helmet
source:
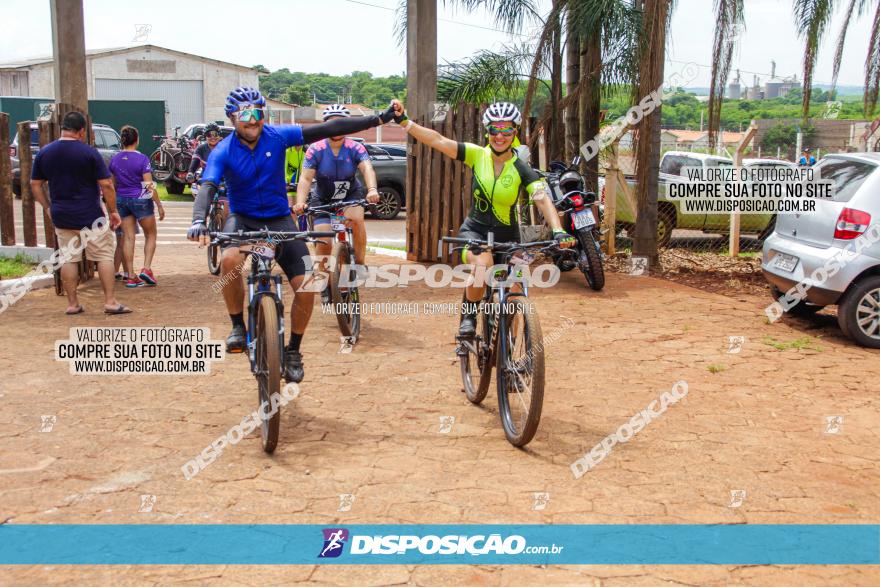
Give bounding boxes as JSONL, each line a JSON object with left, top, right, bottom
{"left": 482, "top": 102, "right": 522, "bottom": 127}
{"left": 322, "top": 104, "right": 351, "bottom": 121}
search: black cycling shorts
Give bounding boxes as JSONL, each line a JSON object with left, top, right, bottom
{"left": 221, "top": 213, "right": 309, "bottom": 280}
{"left": 457, "top": 217, "right": 519, "bottom": 264}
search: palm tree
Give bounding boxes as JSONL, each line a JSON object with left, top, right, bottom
{"left": 825, "top": 0, "right": 880, "bottom": 116}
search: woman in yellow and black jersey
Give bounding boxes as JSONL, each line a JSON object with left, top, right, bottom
{"left": 393, "top": 101, "right": 574, "bottom": 335}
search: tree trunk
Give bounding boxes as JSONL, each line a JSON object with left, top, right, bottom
{"left": 633, "top": 0, "right": 670, "bottom": 268}
{"left": 579, "top": 32, "right": 601, "bottom": 194}
{"left": 565, "top": 12, "right": 580, "bottom": 163}
{"left": 549, "top": 4, "right": 564, "bottom": 163}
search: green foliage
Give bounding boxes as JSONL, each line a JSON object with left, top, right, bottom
{"left": 761, "top": 121, "right": 817, "bottom": 153}
{"left": 258, "top": 69, "right": 407, "bottom": 108}
{"left": 0, "top": 253, "right": 37, "bottom": 279}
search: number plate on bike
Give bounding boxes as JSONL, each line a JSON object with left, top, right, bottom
{"left": 510, "top": 250, "right": 535, "bottom": 266}
{"left": 247, "top": 242, "right": 275, "bottom": 260}
{"left": 331, "top": 214, "right": 346, "bottom": 231}
{"left": 332, "top": 181, "right": 350, "bottom": 200}
{"left": 573, "top": 209, "right": 596, "bottom": 229}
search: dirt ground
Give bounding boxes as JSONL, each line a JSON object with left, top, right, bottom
{"left": 1, "top": 227, "right": 879, "bottom": 585}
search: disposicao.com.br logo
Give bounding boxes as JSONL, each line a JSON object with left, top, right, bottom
{"left": 318, "top": 528, "right": 563, "bottom": 558}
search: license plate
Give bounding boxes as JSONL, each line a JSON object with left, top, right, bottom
{"left": 573, "top": 209, "right": 596, "bottom": 229}
{"left": 773, "top": 252, "right": 798, "bottom": 272}
{"left": 331, "top": 214, "right": 346, "bottom": 231}
{"left": 331, "top": 181, "right": 350, "bottom": 200}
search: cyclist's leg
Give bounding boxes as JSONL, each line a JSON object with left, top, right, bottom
{"left": 219, "top": 214, "right": 249, "bottom": 352}
{"left": 343, "top": 202, "right": 367, "bottom": 265}
{"left": 271, "top": 214, "right": 311, "bottom": 383}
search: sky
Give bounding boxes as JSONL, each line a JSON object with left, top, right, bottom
{"left": 0, "top": 0, "right": 873, "bottom": 88}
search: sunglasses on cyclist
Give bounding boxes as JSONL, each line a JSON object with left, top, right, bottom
{"left": 488, "top": 125, "right": 516, "bottom": 137}
{"left": 205, "top": 131, "right": 220, "bottom": 138}
{"left": 237, "top": 108, "right": 265, "bottom": 123}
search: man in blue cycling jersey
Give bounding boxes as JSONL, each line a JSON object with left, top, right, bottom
{"left": 292, "top": 104, "right": 380, "bottom": 270}
{"left": 187, "top": 86, "right": 397, "bottom": 383}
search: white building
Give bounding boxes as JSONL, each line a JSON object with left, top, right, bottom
{"left": 0, "top": 44, "right": 260, "bottom": 130}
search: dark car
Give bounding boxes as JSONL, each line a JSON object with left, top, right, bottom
{"left": 360, "top": 143, "right": 406, "bottom": 220}
{"left": 372, "top": 143, "right": 408, "bottom": 159}
{"left": 182, "top": 123, "right": 234, "bottom": 142}
{"left": 11, "top": 122, "right": 121, "bottom": 197}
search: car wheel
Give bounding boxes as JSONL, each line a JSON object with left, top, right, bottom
{"left": 166, "top": 181, "right": 185, "bottom": 195}
{"left": 371, "top": 186, "right": 402, "bottom": 220}
{"left": 770, "top": 286, "right": 825, "bottom": 317}
{"left": 657, "top": 205, "right": 676, "bottom": 248}
{"left": 837, "top": 275, "right": 880, "bottom": 348}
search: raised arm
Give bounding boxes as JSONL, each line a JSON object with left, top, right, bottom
{"left": 399, "top": 120, "right": 459, "bottom": 159}
{"left": 301, "top": 103, "right": 396, "bottom": 143}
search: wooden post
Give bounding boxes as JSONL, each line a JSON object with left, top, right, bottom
{"left": 37, "top": 120, "right": 56, "bottom": 248}
{"left": 18, "top": 121, "right": 37, "bottom": 247}
{"left": 729, "top": 120, "right": 758, "bottom": 257}
{"left": 603, "top": 140, "right": 620, "bottom": 255}
{"left": 0, "top": 114, "right": 14, "bottom": 246}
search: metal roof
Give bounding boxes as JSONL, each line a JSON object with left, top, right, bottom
{"left": 0, "top": 45, "right": 258, "bottom": 73}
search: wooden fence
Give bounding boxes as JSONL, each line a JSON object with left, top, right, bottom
{"left": 405, "top": 104, "right": 483, "bottom": 263}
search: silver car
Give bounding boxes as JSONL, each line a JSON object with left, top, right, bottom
{"left": 762, "top": 153, "right": 880, "bottom": 347}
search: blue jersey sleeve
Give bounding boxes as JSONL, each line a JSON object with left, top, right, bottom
{"left": 275, "top": 125, "right": 305, "bottom": 148}
{"left": 201, "top": 143, "right": 225, "bottom": 184}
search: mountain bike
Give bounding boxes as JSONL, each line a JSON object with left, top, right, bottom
{"left": 302, "top": 199, "right": 373, "bottom": 342}
{"left": 209, "top": 228, "right": 334, "bottom": 453}
{"left": 204, "top": 181, "right": 228, "bottom": 276}
{"left": 444, "top": 234, "right": 566, "bottom": 447}
{"left": 150, "top": 127, "right": 193, "bottom": 193}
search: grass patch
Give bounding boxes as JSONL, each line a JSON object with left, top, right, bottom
{"left": 761, "top": 335, "right": 823, "bottom": 351}
{"left": 369, "top": 243, "right": 406, "bottom": 251}
{"left": 0, "top": 253, "right": 39, "bottom": 279}
{"left": 707, "top": 363, "right": 726, "bottom": 374}
{"left": 156, "top": 183, "right": 193, "bottom": 202}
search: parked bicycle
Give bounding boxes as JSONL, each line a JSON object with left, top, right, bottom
{"left": 209, "top": 228, "right": 335, "bottom": 453}
{"left": 301, "top": 199, "right": 374, "bottom": 342}
{"left": 150, "top": 126, "right": 193, "bottom": 194}
{"left": 443, "top": 234, "right": 567, "bottom": 447}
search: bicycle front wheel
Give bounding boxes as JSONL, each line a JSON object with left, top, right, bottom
{"left": 459, "top": 292, "right": 495, "bottom": 404}
{"left": 254, "top": 295, "right": 281, "bottom": 453}
{"left": 329, "top": 241, "right": 361, "bottom": 340}
{"left": 207, "top": 212, "right": 223, "bottom": 276}
{"left": 496, "top": 297, "right": 545, "bottom": 447}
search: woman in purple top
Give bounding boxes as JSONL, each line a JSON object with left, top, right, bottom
{"left": 109, "top": 126, "right": 165, "bottom": 288}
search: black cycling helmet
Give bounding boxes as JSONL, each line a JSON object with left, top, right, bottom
{"left": 204, "top": 122, "right": 221, "bottom": 135}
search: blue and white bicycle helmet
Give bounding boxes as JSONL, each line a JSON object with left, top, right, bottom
{"left": 225, "top": 86, "right": 266, "bottom": 118}
{"left": 322, "top": 104, "right": 351, "bottom": 121}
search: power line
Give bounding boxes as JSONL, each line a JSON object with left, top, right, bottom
{"left": 340, "top": 0, "right": 530, "bottom": 38}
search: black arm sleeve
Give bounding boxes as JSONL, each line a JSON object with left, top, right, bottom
{"left": 191, "top": 181, "right": 217, "bottom": 223}
{"left": 301, "top": 115, "right": 382, "bottom": 143}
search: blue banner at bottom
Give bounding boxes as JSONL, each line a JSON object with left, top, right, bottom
{"left": 0, "top": 524, "right": 877, "bottom": 565}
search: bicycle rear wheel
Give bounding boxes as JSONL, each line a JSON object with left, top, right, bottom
{"left": 496, "top": 296, "right": 545, "bottom": 447}
{"left": 254, "top": 295, "right": 281, "bottom": 453}
{"left": 329, "top": 241, "right": 361, "bottom": 340}
{"left": 207, "top": 211, "right": 223, "bottom": 276}
{"left": 150, "top": 149, "right": 172, "bottom": 182}
{"left": 459, "top": 291, "right": 495, "bottom": 404}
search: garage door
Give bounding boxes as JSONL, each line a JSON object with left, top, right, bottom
{"left": 95, "top": 79, "right": 203, "bottom": 132}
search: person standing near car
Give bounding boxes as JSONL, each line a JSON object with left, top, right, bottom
{"left": 109, "top": 126, "right": 165, "bottom": 288}
{"left": 798, "top": 147, "right": 816, "bottom": 167}
{"left": 30, "top": 111, "right": 131, "bottom": 315}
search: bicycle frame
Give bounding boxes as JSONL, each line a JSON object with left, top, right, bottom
{"left": 245, "top": 253, "right": 285, "bottom": 375}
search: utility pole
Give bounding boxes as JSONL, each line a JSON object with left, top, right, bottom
{"left": 406, "top": 0, "right": 437, "bottom": 120}
{"left": 50, "top": 0, "right": 88, "bottom": 114}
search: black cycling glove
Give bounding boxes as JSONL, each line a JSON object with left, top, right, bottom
{"left": 378, "top": 104, "right": 396, "bottom": 124}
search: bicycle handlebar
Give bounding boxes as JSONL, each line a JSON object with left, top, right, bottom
{"left": 209, "top": 229, "right": 336, "bottom": 245}
{"left": 305, "top": 199, "right": 372, "bottom": 214}
{"left": 442, "top": 236, "right": 558, "bottom": 251}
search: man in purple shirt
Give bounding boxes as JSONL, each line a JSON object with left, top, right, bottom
{"left": 31, "top": 111, "right": 131, "bottom": 315}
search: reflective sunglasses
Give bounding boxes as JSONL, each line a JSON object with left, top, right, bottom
{"left": 237, "top": 108, "right": 265, "bottom": 123}
{"left": 205, "top": 131, "right": 220, "bottom": 139}
{"left": 488, "top": 124, "right": 516, "bottom": 136}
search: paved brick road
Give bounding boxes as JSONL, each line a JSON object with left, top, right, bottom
{"left": 1, "top": 215, "right": 878, "bottom": 585}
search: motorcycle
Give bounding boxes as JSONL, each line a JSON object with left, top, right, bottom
{"left": 542, "top": 157, "right": 605, "bottom": 291}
